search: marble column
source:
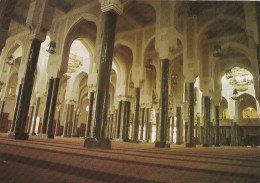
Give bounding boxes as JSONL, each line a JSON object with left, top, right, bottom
{"left": 0, "top": 100, "right": 5, "bottom": 123}
{"left": 176, "top": 107, "right": 182, "bottom": 144}
{"left": 108, "top": 114, "right": 113, "bottom": 139}
{"left": 46, "top": 78, "right": 60, "bottom": 138}
{"left": 166, "top": 117, "right": 171, "bottom": 142}
{"left": 145, "top": 108, "right": 150, "bottom": 141}
{"left": 41, "top": 78, "right": 54, "bottom": 135}
{"left": 203, "top": 96, "right": 211, "bottom": 147}
{"left": 112, "top": 110, "right": 117, "bottom": 139}
{"left": 155, "top": 59, "right": 169, "bottom": 148}
{"left": 155, "top": 112, "right": 159, "bottom": 141}
{"left": 9, "top": 84, "right": 22, "bottom": 133}
{"left": 215, "top": 105, "right": 220, "bottom": 146}
{"left": 123, "top": 101, "right": 130, "bottom": 141}
{"left": 91, "top": 10, "right": 118, "bottom": 142}
{"left": 27, "top": 105, "right": 34, "bottom": 133}
{"left": 31, "top": 97, "right": 40, "bottom": 135}
{"left": 116, "top": 101, "right": 122, "bottom": 139}
{"left": 68, "top": 104, "right": 74, "bottom": 137}
{"left": 63, "top": 104, "right": 69, "bottom": 137}
{"left": 171, "top": 117, "right": 174, "bottom": 143}
{"left": 186, "top": 82, "right": 195, "bottom": 147}
{"left": 13, "top": 39, "right": 42, "bottom": 140}
{"left": 140, "top": 108, "right": 145, "bottom": 141}
{"left": 119, "top": 101, "right": 126, "bottom": 140}
{"left": 86, "top": 91, "right": 94, "bottom": 137}
{"left": 132, "top": 88, "right": 140, "bottom": 142}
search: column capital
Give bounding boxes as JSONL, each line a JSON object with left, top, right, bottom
{"left": 117, "top": 95, "right": 127, "bottom": 101}
{"left": 26, "top": 0, "right": 54, "bottom": 41}
{"left": 88, "top": 84, "right": 96, "bottom": 92}
{"left": 99, "top": 0, "right": 123, "bottom": 15}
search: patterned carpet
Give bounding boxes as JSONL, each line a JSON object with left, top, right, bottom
{"left": 0, "top": 133, "right": 259, "bottom": 183}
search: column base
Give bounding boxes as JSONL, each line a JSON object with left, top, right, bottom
{"left": 31, "top": 133, "right": 36, "bottom": 136}
{"left": 186, "top": 143, "right": 196, "bottom": 148}
{"left": 84, "top": 138, "right": 111, "bottom": 149}
{"left": 123, "top": 139, "right": 130, "bottom": 142}
{"left": 203, "top": 144, "right": 211, "bottom": 147}
{"left": 47, "top": 134, "right": 55, "bottom": 139}
{"left": 155, "top": 141, "right": 170, "bottom": 148}
{"left": 128, "top": 139, "right": 140, "bottom": 143}
{"left": 9, "top": 131, "right": 29, "bottom": 140}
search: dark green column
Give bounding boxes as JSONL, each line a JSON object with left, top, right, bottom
{"left": 171, "top": 117, "right": 174, "bottom": 142}
{"left": 71, "top": 109, "right": 78, "bottom": 137}
{"left": 108, "top": 113, "right": 113, "bottom": 139}
{"left": 123, "top": 101, "right": 130, "bottom": 141}
{"left": 27, "top": 105, "right": 34, "bottom": 133}
{"left": 9, "top": 84, "right": 22, "bottom": 133}
{"left": 155, "top": 59, "right": 169, "bottom": 148}
{"left": 13, "top": 39, "right": 42, "bottom": 140}
{"left": 46, "top": 78, "right": 60, "bottom": 138}
{"left": 140, "top": 107, "right": 145, "bottom": 141}
{"left": 63, "top": 104, "right": 69, "bottom": 137}
{"left": 167, "top": 117, "right": 170, "bottom": 142}
{"left": 203, "top": 96, "right": 211, "bottom": 147}
{"left": 215, "top": 105, "right": 220, "bottom": 146}
{"left": 86, "top": 91, "right": 94, "bottom": 137}
{"left": 186, "top": 82, "right": 195, "bottom": 147}
{"left": 31, "top": 97, "right": 40, "bottom": 135}
{"left": 0, "top": 100, "right": 5, "bottom": 123}
{"left": 67, "top": 104, "right": 74, "bottom": 137}
{"left": 132, "top": 88, "right": 140, "bottom": 142}
{"left": 41, "top": 78, "right": 54, "bottom": 134}
{"left": 121, "top": 101, "right": 128, "bottom": 140}
{"left": 145, "top": 108, "right": 150, "bottom": 141}
{"left": 112, "top": 109, "right": 118, "bottom": 139}
{"left": 91, "top": 11, "right": 118, "bottom": 142}
{"left": 116, "top": 101, "right": 122, "bottom": 139}
{"left": 176, "top": 106, "right": 182, "bottom": 144}
{"left": 155, "top": 112, "right": 159, "bottom": 141}
{"left": 55, "top": 108, "right": 61, "bottom": 136}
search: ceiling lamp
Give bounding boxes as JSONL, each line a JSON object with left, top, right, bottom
{"left": 213, "top": 44, "right": 223, "bottom": 57}
{"left": 230, "top": 88, "right": 239, "bottom": 101}
{"left": 6, "top": 55, "right": 15, "bottom": 65}
{"left": 145, "top": 59, "right": 153, "bottom": 71}
{"left": 129, "top": 81, "right": 134, "bottom": 88}
{"left": 46, "top": 41, "right": 56, "bottom": 54}
{"left": 225, "top": 67, "right": 253, "bottom": 92}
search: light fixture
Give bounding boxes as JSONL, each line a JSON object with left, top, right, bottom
{"left": 129, "top": 81, "right": 134, "bottom": 88}
{"left": 145, "top": 59, "right": 153, "bottom": 71}
{"left": 46, "top": 41, "right": 56, "bottom": 54}
{"left": 6, "top": 55, "right": 15, "bottom": 65}
{"left": 213, "top": 44, "right": 223, "bottom": 57}
{"left": 225, "top": 67, "right": 253, "bottom": 92}
{"left": 230, "top": 88, "right": 243, "bottom": 101}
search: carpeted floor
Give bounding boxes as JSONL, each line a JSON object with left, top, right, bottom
{"left": 0, "top": 133, "right": 259, "bottom": 183}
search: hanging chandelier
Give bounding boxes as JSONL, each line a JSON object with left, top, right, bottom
{"left": 6, "top": 55, "right": 15, "bottom": 65}
{"left": 46, "top": 41, "right": 56, "bottom": 54}
{"left": 225, "top": 67, "right": 253, "bottom": 92}
{"left": 213, "top": 44, "right": 223, "bottom": 57}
